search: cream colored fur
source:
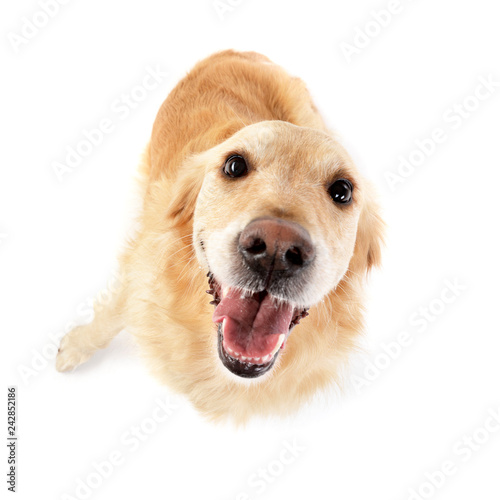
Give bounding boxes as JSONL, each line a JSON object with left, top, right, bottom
{"left": 56, "top": 50, "right": 384, "bottom": 423}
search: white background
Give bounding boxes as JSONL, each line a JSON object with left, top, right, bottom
{"left": 1, "top": 0, "right": 500, "bottom": 499}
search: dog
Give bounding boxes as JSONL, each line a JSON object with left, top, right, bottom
{"left": 56, "top": 50, "right": 384, "bottom": 422}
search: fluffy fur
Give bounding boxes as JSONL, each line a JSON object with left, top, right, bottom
{"left": 56, "top": 50, "right": 384, "bottom": 423}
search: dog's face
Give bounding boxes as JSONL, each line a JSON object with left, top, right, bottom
{"left": 169, "top": 121, "right": 379, "bottom": 380}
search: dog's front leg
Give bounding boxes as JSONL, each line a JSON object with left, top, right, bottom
{"left": 55, "top": 290, "right": 125, "bottom": 372}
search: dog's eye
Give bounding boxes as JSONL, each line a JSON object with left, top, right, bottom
{"left": 223, "top": 155, "right": 248, "bottom": 178}
{"left": 328, "top": 179, "right": 353, "bottom": 204}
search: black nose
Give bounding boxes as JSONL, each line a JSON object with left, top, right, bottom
{"left": 238, "top": 217, "right": 315, "bottom": 275}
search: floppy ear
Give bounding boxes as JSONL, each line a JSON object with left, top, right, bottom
{"left": 164, "top": 158, "right": 205, "bottom": 228}
{"left": 350, "top": 186, "right": 385, "bottom": 274}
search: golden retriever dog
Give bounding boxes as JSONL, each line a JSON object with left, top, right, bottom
{"left": 56, "top": 50, "right": 383, "bottom": 422}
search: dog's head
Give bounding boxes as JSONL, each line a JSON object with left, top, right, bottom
{"left": 166, "top": 121, "right": 383, "bottom": 380}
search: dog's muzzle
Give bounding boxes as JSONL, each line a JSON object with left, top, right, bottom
{"left": 209, "top": 217, "right": 313, "bottom": 378}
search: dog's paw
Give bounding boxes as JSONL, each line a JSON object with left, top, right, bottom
{"left": 55, "top": 331, "right": 93, "bottom": 372}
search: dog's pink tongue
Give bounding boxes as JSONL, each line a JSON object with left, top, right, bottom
{"left": 213, "top": 288, "right": 294, "bottom": 358}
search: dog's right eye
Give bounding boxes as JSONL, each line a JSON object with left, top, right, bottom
{"left": 223, "top": 155, "right": 248, "bottom": 178}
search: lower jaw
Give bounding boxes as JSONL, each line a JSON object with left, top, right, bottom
{"left": 217, "top": 324, "right": 279, "bottom": 379}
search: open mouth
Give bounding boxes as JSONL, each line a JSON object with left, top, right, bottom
{"left": 207, "top": 273, "right": 309, "bottom": 378}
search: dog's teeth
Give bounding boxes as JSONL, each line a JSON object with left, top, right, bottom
{"left": 223, "top": 332, "right": 285, "bottom": 364}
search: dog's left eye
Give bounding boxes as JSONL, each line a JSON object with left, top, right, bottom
{"left": 223, "top": 155, "right": 248, "bottom": 178}
{"left": 328, "top": 179, "right": 353, "bottom": 204}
